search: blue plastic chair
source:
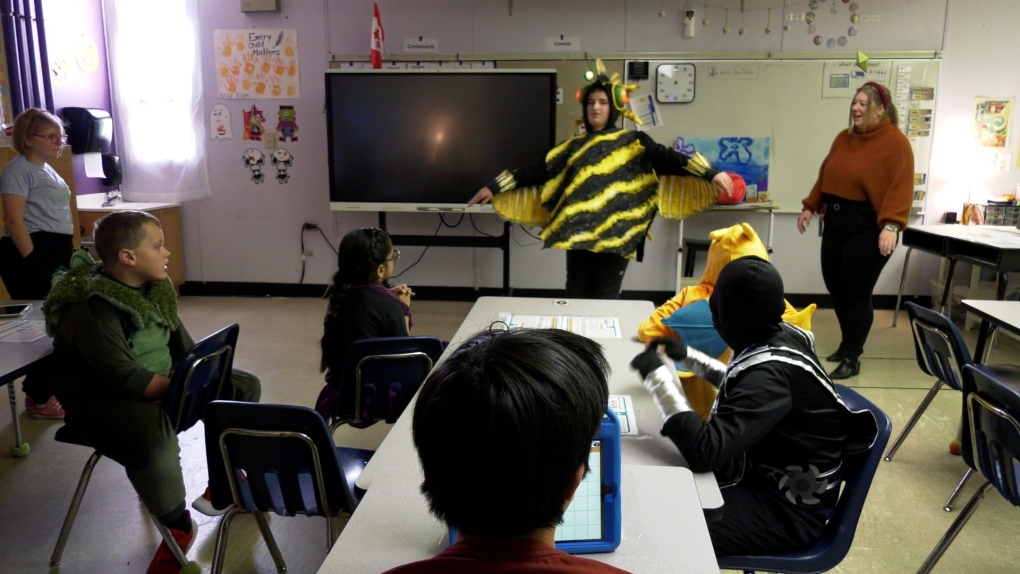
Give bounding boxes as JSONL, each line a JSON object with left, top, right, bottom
{"left": 716, "top": 385, "right": 892, "bottom": 574}
{"left": 49, "top": 323, "right": 239, "bottom": 570}
{"left": 203, "top": 400, "right": 371, "bottom": 574}
{"left": 918, "top": 363, "right": 1020, "bottom": 574}
{"left": 327, "top": 336, "right": 443, "bottom": 431}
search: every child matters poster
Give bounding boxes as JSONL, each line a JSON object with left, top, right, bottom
{"left": 214, "top": 29, "right": 299, "bottom": 100}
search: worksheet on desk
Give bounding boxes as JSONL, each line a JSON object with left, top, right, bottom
{"left": 497, "top": 312, "right": 622, "bottom": 338}
{"left": 0, "top": 320, "right": 47, "bottom": 343}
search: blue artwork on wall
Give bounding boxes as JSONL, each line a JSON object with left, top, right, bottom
{"left": 675, "top": 136, "right": 771, "bottom": 192}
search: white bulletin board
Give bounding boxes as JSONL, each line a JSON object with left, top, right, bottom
{"left": 624, "top": 58, "right": 941, "bottom": 212}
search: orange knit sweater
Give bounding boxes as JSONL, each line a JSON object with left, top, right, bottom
{"left": 802, "top": 118, "right": 914, "bottom": 230}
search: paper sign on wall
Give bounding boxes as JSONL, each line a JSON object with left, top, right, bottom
{"left": 215, "top": 29, "right": 300, "bottom": 99}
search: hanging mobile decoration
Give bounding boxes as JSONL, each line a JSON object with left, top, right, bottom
{"left": 765, "top": 7, "right": 771, "bottom": 34}
{"left": 831, "top": 0, "right": 839, "bottom": 14}
{"left": 849, "top": 2, "right": 859, "bottom": 12}
{"left": 723, "top": 9, "right": 730, "bottom": 33}
{"left": 739, "top": 6, "right": 745, "bottom": 35}
{"left": 809, "top": 0, "right": 819, "bottom": 9}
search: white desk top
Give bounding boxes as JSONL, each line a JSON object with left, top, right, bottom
{"left": 0, "top": 300, "right": 51, "bottom": 385}
{"left": 961, "top": 299, "right": 1020, "bottom": 336}
{"left": 321, "top": 464, "right": 718, "bottom": 573}
{"left": 324, "top": 297, "right": 722, "bottom": 573}
{"left": 908, "top": 224, "right": 1020, "bottom": 249}
{"left": 75, "top": 194, "right": 180, "bottom": 212}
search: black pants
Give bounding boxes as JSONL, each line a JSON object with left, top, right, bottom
{"left": 820, "top": 199, "right": 890, "bottom": 358}
{"left": 710, "top": 481, "right": 827, "bottom": 556}
{"left": 0, "top": 232, "right": 73, "bottom": 402}
{"left": 565, "top": 250, "right": 630, "bottom": 299}
{"left": 0, "top": 231, "right": 73, "bottom": 299}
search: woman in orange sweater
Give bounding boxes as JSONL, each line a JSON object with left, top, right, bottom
{"left": 797, "top": 81, "right": 913, "bottom": 379}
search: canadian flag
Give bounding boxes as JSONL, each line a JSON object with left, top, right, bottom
{"left": 371, "top": 2, "right": 385, "bottom": 69}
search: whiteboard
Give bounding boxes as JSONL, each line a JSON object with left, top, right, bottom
{"left": 624, "top": 58, "right": 941, "bottom": 213}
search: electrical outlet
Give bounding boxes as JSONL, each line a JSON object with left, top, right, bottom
{"left": 991, "top": 153, "right": 1011, "bottom": 172}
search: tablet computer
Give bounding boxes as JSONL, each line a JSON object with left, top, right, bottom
{"left": 0, "top": 303, "right": 31, "bottom": 319}
{"left": 449, "top": 407, "right": 623, "bottom": 554}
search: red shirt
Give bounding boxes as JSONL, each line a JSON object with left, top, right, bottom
{"left": 382, "top": 537, "right": 631, "bottom": 574}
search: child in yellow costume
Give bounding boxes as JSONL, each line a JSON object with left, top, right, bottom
{"left": 638, "top": 223, "right": 816, "bottom": 419}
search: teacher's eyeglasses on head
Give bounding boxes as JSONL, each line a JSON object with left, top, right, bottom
{"left": 34, "top": 134, "right": 68, "bottom": 144}
{"left": 387, "top": 249, "right": 401, "bottom": 263}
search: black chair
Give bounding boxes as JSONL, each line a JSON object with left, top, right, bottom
{"left": 887, "top": 302, "right": 976, "bottom": 511}
{"left": 204, "top": 400, "right": 369, "bottom": 574}
{"left": 917, "top": 363, "right": 1020, "bottom": 573}
{"left": 328, "top": 335, "right": 443, "bottom": 433}
{"left": 49, "top": 323, "right": 240, "bottom": 570}
{"left": 716, "top": 385, "right": 891, "bottom": 574}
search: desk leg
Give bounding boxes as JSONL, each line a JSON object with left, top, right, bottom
{"left": 675, "top": 219, "right": 685, "bottom": 292}
{"left": 893, "top": 247, "right": 913, "bottom": 327}
{"left": 939, "top": 259, "right": 958, "bottom": 315}
{"left": 7, "top": 382, "right": 29, "bottom": 457}
{"left": 974, "top": 319, "right": 994, "bottom": 365}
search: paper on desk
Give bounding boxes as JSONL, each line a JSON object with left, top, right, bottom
{"left": 0, "top": 320, "right": 47, "bottom": 342}
{"left": 497, "top": 312, "right": 622, "bottom": 338}
{"left": 609, "top": 395, "right": 638, "bottom": 435}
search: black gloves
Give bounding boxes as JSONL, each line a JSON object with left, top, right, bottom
{"left": 648, "top": 337, "right": 688, "bottom": 361}
{"left": 630, "top": 348, "right": 666, "bottom": 379}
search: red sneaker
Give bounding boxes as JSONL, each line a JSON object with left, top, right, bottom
{"left": 146, "top": 513, "right": 198, "bottom": 574}
{"left": 192, "top": 485, "right": 231, "bottom": 516}
{"left": 25, "top": 396, "right": 65, "bottom": 420}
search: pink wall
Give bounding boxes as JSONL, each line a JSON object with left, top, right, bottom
{"left": 42, "top": 0, "right": 115, "bottom": 196}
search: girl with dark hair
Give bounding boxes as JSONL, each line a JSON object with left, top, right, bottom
{"left": 797, "top": 81, "right": 914, "bottom": 379}
{"left": 319, "top": 227, "right": 414, "bottom": 389}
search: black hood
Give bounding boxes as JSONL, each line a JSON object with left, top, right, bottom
{"left": 709, "top": 256, "right": 785, "bottom": 353}
{"left": 580, "top": 83, "right": 619, "bottom": 133}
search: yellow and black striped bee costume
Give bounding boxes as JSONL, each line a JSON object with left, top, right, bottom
{"left": 490, "top": 129, "right": 720, "bottom": 260}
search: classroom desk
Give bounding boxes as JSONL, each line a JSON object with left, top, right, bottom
{"left": 961, "top": 299, "right": 1020, "bottom": 364}
{"left": 676, "top": 202, "right": 778, "bottom": 290}
{"left": 0, "top": 301, "right": 50, "bottom": 457}
{"left": 894, "top": 225, "right": 1020, "bottom": 327}
{"left": 321, "top": 297, "right": 722, "bottom": 573}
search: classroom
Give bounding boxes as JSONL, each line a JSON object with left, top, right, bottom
{"left": 0, "top": 0, "right": 1018, "bottom": 572}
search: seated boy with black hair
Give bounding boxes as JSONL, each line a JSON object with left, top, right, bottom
{"left": 43, "top": 210, "right": 261, "bottom": 574}
{"left": 384, "top": 328, "right": 629, "bottom": 573}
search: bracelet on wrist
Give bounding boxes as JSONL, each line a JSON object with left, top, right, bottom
{"left": 883, "top": 224, "right": 899, "bottom": 233}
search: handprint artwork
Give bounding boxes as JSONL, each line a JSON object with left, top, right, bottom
{"left": 215, "top": 29, "right": 300, "bottom": 99}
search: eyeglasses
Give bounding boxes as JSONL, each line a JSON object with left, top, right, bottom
{"left": 387, "top": 248, "right": 401, "bottom": 263}
{"left": 34, "top": 133, "right": 68, "bottom": 144}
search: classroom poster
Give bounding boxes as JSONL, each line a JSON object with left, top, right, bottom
{"left": 675, "top": 136, "right": 771, "bottom": 193}
{"left": 214, "top": 29, "right": 300, "bottom": 100}
{"left": 974, "top": 97, "right": 1012, "bottom": 148}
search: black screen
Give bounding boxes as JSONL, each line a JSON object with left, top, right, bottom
{"left": 326, "top": 70, "right": 556, "bottom": 211}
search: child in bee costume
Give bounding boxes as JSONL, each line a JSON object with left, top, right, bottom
{"left": 631, "top": 256, "right": 878, "bottom": 555}
{"left": 470, "top": 59, "right": 733, "bottom": 299}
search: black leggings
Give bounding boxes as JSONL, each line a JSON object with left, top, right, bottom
{"left": 0, "top": 231, "right": 73, "bottom": 299}
{"left": 820, "top": 201, "right": 890, "bottom": 358}
{"left": 565, "top": 250, "right": 630, "bottom": 299}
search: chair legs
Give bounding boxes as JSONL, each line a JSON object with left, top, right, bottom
{"left": 943, "top": 467, "right": 976, "bottom": 512}
{"left": 50, "top": 450, "right": 103, "bottom": 566}
{"left": 885, "top": 380, "right": 944, "bottom": 461}
{"left": 917, "top": 480, "right": 994, "bottom": 574}
{"left": 211, "top": 507, "right": 288, "bottom": 574}
{"left": 150, "top": 516, "right": 191, "bottom": 567}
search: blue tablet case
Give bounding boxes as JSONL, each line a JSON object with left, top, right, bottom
{"left": 448, "top": 407, "right": 623, "bottom": 554}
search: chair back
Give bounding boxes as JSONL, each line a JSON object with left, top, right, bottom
{"left": 965, "top": 364, "right": 1020, "bottom": 508}
{"left": 716, "top": 384, "right": 892, "bottom": 574}
{"left": 163, "top": 323, "right": 239, "bottom": 433}
{"left": 332, "top": 336, "right": 443, "bottom": 425}
{"left": 204, "top": 400, "right": 356, "bottom": 517}
{"left": 905, "top": 302, "right": 972, "bottom": 392}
